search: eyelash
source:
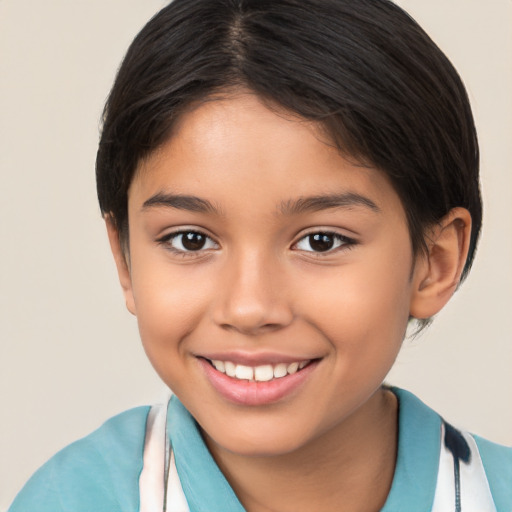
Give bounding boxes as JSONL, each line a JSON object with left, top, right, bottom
{"left": 156, "top": 230, "right": 219, "bottom": 256}
{"left": 157, "top": 229, "right": 356, "bottom": 256}
{"left": 293, "top": 231, "right": 357, "bottom": 255}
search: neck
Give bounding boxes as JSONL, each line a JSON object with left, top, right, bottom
{"left": 204, "top": 388, "right": 398, "bottom": 512}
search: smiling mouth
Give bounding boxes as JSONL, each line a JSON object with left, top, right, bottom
{"left": 198, "top": 356, "right": 320, "bottom": 405}
{"left": 204, "top": 358, "right": 313, "bottom": 382}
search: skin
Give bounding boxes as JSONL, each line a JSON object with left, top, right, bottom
{"left": 108, "top": 92, "right": 471, "bottom": 511}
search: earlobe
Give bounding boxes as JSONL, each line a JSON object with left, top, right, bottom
{"left": 105, "top": 217, "right": 136, "bottom": 316}
{"left": 409, "top": 208, "right": 472, "bottom": 319}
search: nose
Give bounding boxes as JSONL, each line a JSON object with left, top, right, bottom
{"left": 212, "top": 251, "right": 294, "bottom": 335}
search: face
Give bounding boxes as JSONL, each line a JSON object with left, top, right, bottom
{"left": 119, "top": 93, "right": 424, "bottom": 457}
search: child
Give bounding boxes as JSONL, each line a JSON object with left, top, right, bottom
{"left": 8, "top": 0, "right": 511, "bottom": 511}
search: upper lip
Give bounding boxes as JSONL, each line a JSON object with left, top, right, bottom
{"left": 197, "top": 350, "right": 319, "bottom": 366}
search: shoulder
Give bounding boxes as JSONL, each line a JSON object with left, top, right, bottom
{"left": 8, "top": 406, "right": 151, "bottom": 512}
{"left": 390, "top": 388, "right": 512, "bottom": 507}
{"left": 473, "top": 434, "right": 512, "bottom": 509}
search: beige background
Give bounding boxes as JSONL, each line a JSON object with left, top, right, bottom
{"left": 1, "top": 1, "right": 511, "bottom": 509}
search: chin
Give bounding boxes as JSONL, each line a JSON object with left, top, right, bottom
{"left": 204, "top": 420, "right": 317, "bottom": 458}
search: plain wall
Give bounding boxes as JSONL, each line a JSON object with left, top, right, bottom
{"left": 1, "top": 1, "right": 511, "bottom": 509}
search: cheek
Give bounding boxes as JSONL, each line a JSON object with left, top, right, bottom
{"left": 294, "top": 251, "right": 413, "bottom": 355}
{"left": 128, "top": 252, "right": 215, "bottom": 364}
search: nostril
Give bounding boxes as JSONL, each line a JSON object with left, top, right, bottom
{"left": 211, "top": 265, "right": 294, "bottom": 333}
{"left": 219, "top": 321, "right": 284, "bottom": 335}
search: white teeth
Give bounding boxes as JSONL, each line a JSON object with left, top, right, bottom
{"left": 225, "top": 361, "right": 236, "bottom": 377}
{"left": 212, "top": 360, "right": 225, "bottom": 372}
{"left": 235, "top": 364, "right": 254, "bottom": 380}
{"left": 273, "top": 363, "right": 288, "bottom": 378}
{"left": 210, "top": 359, "right": 312, "bottom": 381}
{"left": 287, "top": 362, "right": 299, "bottom": 374}
{"left": 254, "top": 365, "right": 274, "bottom": 382}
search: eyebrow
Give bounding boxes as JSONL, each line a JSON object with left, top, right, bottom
{"left": 279, "top": 193, "right": 381, "bottom": 215}
{"left": 142, "top": 192, "right": 219, "bottom": 214}
{"left": 141, "top": 191, "right": 380, "bottom": 216}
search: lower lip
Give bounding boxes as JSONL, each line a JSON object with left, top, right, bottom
{"left": 198, "top": 358, "right": 319, "bottom": 406}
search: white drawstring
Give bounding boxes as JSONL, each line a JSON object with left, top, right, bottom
{"left": 431, "top": 423, "right": 496, "bottom": 512}
{"left": 139, "top": 401, "right": 189, "bottom": 512}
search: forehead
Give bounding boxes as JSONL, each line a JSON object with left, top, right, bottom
{"left": 129, "top": 92, "right": 405, "bottom": 223}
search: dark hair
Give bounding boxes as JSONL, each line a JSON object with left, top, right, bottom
{"left": 96, "top": 0, "right": 481, "bottom": 284}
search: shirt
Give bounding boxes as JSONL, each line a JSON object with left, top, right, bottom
{"left": 8, "top": 388, "right": 512, "bottom": 511}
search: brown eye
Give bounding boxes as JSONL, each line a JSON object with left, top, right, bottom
{"left": 294, "top": 232, "right": 355, "bottom": 253}
{"left": 161, "top": 230, "right": 218, "bottom": 253}
{"left": 308, "top": 233, "right": 335, "bottom": 252}
{"left": 182, "top": 232, "right": 207, "bottom": 250}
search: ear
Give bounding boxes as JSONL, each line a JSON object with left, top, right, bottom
{"left": 105, "top": 217, "right": 136, "bottom": 315}
{"left": 409, "top": 207, "right": 472, "bottom": 319}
